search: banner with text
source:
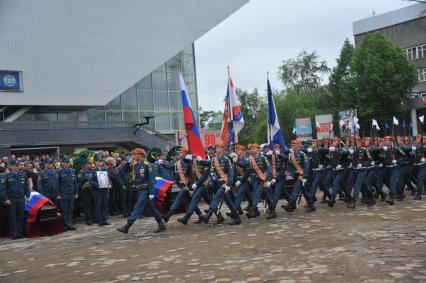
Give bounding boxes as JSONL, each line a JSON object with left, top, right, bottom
{"left": 315, "top": 114, "right": 334, "bottom": 140}
{"left": 175, "top": 130, "right": 221, "bottom": 149}
{"left": 295, "top": 117, "right": 313, "bottom": 141}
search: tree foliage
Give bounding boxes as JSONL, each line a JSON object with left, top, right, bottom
{"left": 278, "top": 50, "right": 330, "bottom": 93}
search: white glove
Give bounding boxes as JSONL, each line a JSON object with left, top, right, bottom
{"left": 224, "top": 185, "right": 231, "bottom": 193}
{"left": 185, "top": 154, "right": 192, "bottom": 160}
{"left": 290, "top": 148, "right": 294, "bottom": 153}
{"left": 235, "top": 180, "right": 241, "bottom": 187}
{"left": 265, "top": 181, "right": 271, "bottom": 188}
{"left": 266, "top": 151, "right": 273, "bottom": 156}
{"left": 371, "top": 161, "right": 375, "bottom": 166}
{"left": 307, "top": 148, "right": 313, "bottom": 153}
{"left": 336, "top": 165, "right": 342, "bottom": 170}
{"left": 379, "top": 164, "right": 383, "bottom": 168}
{"left": 197, "top": 156, "right": 202, "bottom": 161}
{"left": 275, "top": 150, "right": 281, "bottom": 155}
{"left": 329, "top": 147, "right": 336, "bottom": 152}
{"left": 357, "top": 164, "right": 362, "bottom": 169}
{"left": 191, "top": 184, "right": 197, "bottom": 190}
{"left": 270, "top": 179, "right": 276, "bottom": 185}
{"left": 392, "top": 160, "right": 397, "bottom": 164}
{"left": 302, "top": 179, "right": 307, "bottom": 186}
{"left": 383, "top": 146, "right": 388, "bottom": 151}
{"left": 349, "top": 149, "right": 354, "bottom": 154}
{"left": 149, "top": 194, "right": 154, "bottom": 200}
{"left": 158, "top": 159, "right": 164, "bottom": 164}
{"left": 412, "top": 146, "right": 417, "bottom": 151}
{"left": 318, "top": 164, "right": 323, "bottom": 169}
{"left": 421, "top": 158, "right": 425, "bottom": 163}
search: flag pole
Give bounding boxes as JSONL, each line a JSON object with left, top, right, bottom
{"left": 227, "top": 65, "right": 235, "bottom": 145}
{"left": 266, "top": 71, "right": 272, "bottom": 144}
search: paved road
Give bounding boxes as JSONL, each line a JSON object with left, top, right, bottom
{"left": 0, "top": 198, "right": 425, "bottom": 283}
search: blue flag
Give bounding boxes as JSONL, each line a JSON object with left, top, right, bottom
{"left": 267, "top": 79, "right": 286, "bottom": 151}
{"left": 384, "top": 123, "right": 390, "bottom": 129}
{"left": 403, "top": 119, "right": 406, "bottom": 128}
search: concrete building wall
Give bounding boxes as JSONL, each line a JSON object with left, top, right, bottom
{"left": 0, "top": 0, "right": 248, "bottom": 106}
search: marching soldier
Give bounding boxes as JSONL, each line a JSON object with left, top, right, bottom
{"left": 199, "top": 144, "right": 241, "bottom": 225}
{"left": 161, "top": 148, "right": 193, "bottom": 223}
{"left": 282, "top": 140, "right": 312, "bottom": 212}
{"left": 117, "top": 148, "right": 166, "bottom": 234}
{"left": 233, "top": 144, "right": 252, "bottom": 216}
{"left": 413, "top": 135, "right": 426, "bottom": 200}
{"left": 245, "top": 144, "right": 272, "bottom": 219}
{"left": 265, "top": 144, "right": 288, "bottom": 219}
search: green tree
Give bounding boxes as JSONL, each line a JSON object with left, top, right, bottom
{"left": 278, "top": 50, "right": 330, "bottom": 93}
{"left": 329, "top": 39, "right": 355, "bottom": 112}
{"left": 236, "top": 88, "right": 267, "bottom": 145}
{"left": 199, "top": 110, "right": 216, "bottom": 129}
{"left": 351, "top": 33, "right": 418, "bottom": 127}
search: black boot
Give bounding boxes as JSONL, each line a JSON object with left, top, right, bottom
{"left": 200, "top": 210, "right": 214, "bottom": 224}
{"left": 229, "top": 214, "right": 241, "bottom": 225}
{"left": 177, "top": 213, "right": 190, "bottom": 225}
{"left": 254, "top": 208, "right": 260, "bottom": 217}
{"left": 386, "top": 194, "right": 394, "bottom": 205}
{"left": 367, "top": 197, "right": 376, "bottom": 207}
{"left": 117, "top": 221, "right": 133, "bottom": 234}
{"left": 380, "top": 192, "right": 387, "bottom": 202}
{"left": 162, "top": 212, "right": 172, "bottom": 223}
{"left": 305, "top": 203, "right": 316, "bottom": 213}
{"left": 216, "top": 212, "right": 225, "bottom": 224}
{"left": 266, "top": 210, "right": 277, "bottom": 219}
{"left": 237, "top": 207, "right": 244, "bottom": 215}
{"left": 245, "top": 207, "right": 255, "bottom": 219}
{"left": 154, "top": 221, "right": 166, "bottom": 233}
{"left": 226, "top": 212, "right": 235, "bottom": 218}
{"left": 325, "top": 199, "right": 335, "bottom": 207}
{"left": 413, "top": 193, "right": 422, "bottom": 200}
{"left": 282, "top": 203, "right": 296, "bottom": 212}
{"left": 347, "top": 200, "right": 355, "bottom": 209}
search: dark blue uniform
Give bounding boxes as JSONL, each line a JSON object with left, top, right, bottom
{"left": 93, "top": 167, "right": 112, "bottom": 226}
{"left": 58, "top": 167, "right": 78, "bottom": 230}
{"left": 0, "top": 170, "right": 8, "bottom": 236}
{"left": 78, "top": 168, "right": 96, "bottom": 225}
{"left": 5, "top": 171, "right": 30, "bottom": 239}
{"left": 38, "top": 168, "right": 60, "bottom": 205}
{"left": 285, "top": 150, "right": 311, "bottom": 211}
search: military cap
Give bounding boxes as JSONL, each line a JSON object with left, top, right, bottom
{"left": 62, "top": 156, "right": 70, "bottom": 162}
{"left": 207, "top": 145, "right": 216, "bottom": 151}
{"left": 132, "top": 148, "right": 145, "bottom": 154}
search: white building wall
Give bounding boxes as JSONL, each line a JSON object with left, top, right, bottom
{"left": 0, "top": 0, "right": 248, "bottom": 106}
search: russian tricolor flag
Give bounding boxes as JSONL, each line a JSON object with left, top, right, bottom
{"left": 154, "top": 177, "right": 174, "bottom": 202}
{"left": 25, "top": 192, "right": 55, "bottom": 223}
{"left": 179, "top": 74, "right": 206, "bottom": 159}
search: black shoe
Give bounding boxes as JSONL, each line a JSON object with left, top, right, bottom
{"left": 367, "top": 198, "right": 376, "bottom": 207}
{"left": 226, "top": 212, "right": 234, "bottom": 218}
{"left": 386, "top": 194, "right": 394, "bottom": 205}
{"left": 254, "top": 208, "right": 260, "bottom": 217}
{"left": 229, "top": 215, "right": 241, "bottom": 225}
{"left": 194, "top": 217, "right": 203, "bottom": 224}
{"left": 266, "top": 211, "right": 277, "bottom": 219}
{"left": 117, "top": 221, "right": 133, "bottom": 234}
{"left": 413, "top": 194, "right": 422, "bottom": 200}
{"left": 216, "top": 213, "right": 225, "bottom": 224}
{"left": 177, "top": 214, "right": 190, "bottom": 225}
{"left": 162, "top": 213, "right": 171, "bottom": 223}
{"left": 86, "top": 221, "right": 93, "bottom": 226}
{"left": 68, "top": 226, "right": 77, "bottom": 230}
{"left": 282, "top": 203, "right": 296, "bottom": 212}
{"left": 103, "top": 222, "right": 111, "bottom": 225}
{"left": 245, "top": 208, "right": 254, "bottom": 219}
{"left": 154, "top": 222, "right": 166, "bottom": 233}
{"left": 237, "top": 208, "right": 244, "bottom": 215}
{"left": 325, "top": 199, "right": 335, "bottom": 207}
{"left": 200, "top": 210, "right": 213, "bottom": 224}
{"left": 347, "top": 200, "right": 355, "bottom": 209}
{"left": 305, "top": 204, "right": 316, "bottom": 213}
{"left": 99, "top": 223, "right": 104, "bottom": 227}
{"left": 380, "top": 193, "right": 387, "bottom": 202}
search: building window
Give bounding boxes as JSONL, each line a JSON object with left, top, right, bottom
{"left": 138, "top": 91, "right": 154, "bottom": 111}
{"left": 406, "top": 47, "right": 415, "bottom": 60}
{"left": 419, "top": 68, "right": 426, "bottom": 82}
{"left": 418, "top": 44, "right": 426, "bottom": 59}
{"left": 154, "top": 91, "right": 169, "bottom": 111}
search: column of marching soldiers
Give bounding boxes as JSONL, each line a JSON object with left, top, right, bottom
{"left": 1, "top": 134, "right": 425, "bottom": 240}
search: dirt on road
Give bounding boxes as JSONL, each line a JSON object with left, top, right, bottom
{"left": 0, "top": 198, "right": 425, "bottom": 283}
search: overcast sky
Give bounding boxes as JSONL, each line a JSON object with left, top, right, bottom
{"left": 194, "top": 0, "right": 413, "bottom": 112}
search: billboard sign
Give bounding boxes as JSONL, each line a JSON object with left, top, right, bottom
{"left": 315, "top": 114, "right": 334, "bottom": 140}
{"left": 295, "top": 117, "right": 313, "bottom": 141}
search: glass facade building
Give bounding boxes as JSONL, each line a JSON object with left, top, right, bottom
{"left": 16, "top": 44, "right": 198, "bottom": 134}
